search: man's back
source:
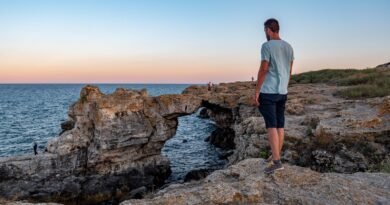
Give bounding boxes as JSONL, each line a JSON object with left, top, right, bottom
{"left": 260, "top": 39, "right": 294, "bottom": 95}
{"left": 255, "top": 18, "right": 293, "bottom": 174}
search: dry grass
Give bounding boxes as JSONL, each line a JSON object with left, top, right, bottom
{"left": 291, "top": 67, "right": 390, "bottom": 99}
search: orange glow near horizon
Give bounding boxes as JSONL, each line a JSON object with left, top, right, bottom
{"left": 0, "top": 54, "right": 259, "bottom": 84}
{"left": 0, "top": 53, "right": 384, "bottom": 84}
{"left": 1, "top": 1, "right": 389, "bottom": 84}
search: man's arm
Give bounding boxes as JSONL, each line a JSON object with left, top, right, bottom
{"left": 288, "top": 61, "right": 293, "bottom": 85}
{"left": 255, "top": 60, "right": 269, "bottom": 105}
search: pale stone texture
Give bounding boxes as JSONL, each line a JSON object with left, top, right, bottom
{"left": 1, "top": 81, "right": 389, "bottom": 205}
{"left": 0, "top": 86, "right": 203, "bottom": 204}
{"left": 122, "top": 158, "right": 390, "bottom": 205}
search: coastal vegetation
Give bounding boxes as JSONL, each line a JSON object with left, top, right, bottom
{"left": 291, "top": 66, "right": 390, "bottom": 99}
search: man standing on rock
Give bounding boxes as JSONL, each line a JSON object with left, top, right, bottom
{"left": 254, "top": 18, "right": 294, "bottom": 174}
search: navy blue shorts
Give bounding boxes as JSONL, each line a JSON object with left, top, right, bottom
{"left": 258, "top": 92, "right": 288, "bottom": 128}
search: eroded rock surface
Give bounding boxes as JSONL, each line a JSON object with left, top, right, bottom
{"left": 1, "top": 81, "right": 389, "bottom": 205}
{"left": 0, "top": 86, "right": 203, "bottom": 204}
{"left": 183, "top": 82, "right": 390, "bottom": 173}
{"left": 122, "top": 158, "right": 390, "bottom": 205}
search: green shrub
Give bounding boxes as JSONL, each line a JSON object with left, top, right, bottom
{"left": 291, "top": 69, "right": 359, "bottom": 84}
{"left": 380, "top": 162, "right": 390, "bottom": 173}
{"left": 259, "top": 149, "right": 270, "bottom": 159}
{"left": 335, "top": 84, "right": 390, "bottom": 99}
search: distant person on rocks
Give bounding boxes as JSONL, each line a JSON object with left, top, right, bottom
{"left": 254, "top": 18, "right": 294, "bottom": 174}
{"left": 33, "top": 142, "right": 38, "bottom": 155}
{"left": 208, "top": 82, "right": 212, "bottom": 91}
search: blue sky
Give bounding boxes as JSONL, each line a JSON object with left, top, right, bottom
{"left": 0, "top": 0, "right": 389, "bottom": 83}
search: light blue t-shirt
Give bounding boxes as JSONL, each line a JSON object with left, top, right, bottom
{"left": 260, "top": 39, "right": 294, "bottom": 95}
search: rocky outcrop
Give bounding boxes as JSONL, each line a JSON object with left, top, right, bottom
{"left": 183, "top": 82, "right": 390, "bottom": 173}
{"left": 126, "top": 81, "right": 389, "bottom": 205}
{"left": 0, "top": 86, "right": 203, "bottom": 204}
{"left": 1, "top": 80, "right": 389, "bottom": 205}
{"left": 122, "top": 158, "right": 390, "bottom": 205}
{"left": 183, "top": 82, "right": 256, "bottom": 150}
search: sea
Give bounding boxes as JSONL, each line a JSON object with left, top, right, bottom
{"left": 0, "top": 84, "right": 226, "bottom": 181}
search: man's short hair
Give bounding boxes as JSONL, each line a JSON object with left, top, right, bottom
{"left": 264, "top": 18, "right": 279, "bottom": 33}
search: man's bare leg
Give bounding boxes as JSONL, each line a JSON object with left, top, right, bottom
{"left": 277, "top": 128, "right": 284, "bottom": 154}
{"left": 266, "top": 128, "right": 284, "bottom": 162}
{"left": 264, "top": 127, "right": 284, "bottom": 174}
{"left": 267, "top": 128, "right": 280, "bottom": 160}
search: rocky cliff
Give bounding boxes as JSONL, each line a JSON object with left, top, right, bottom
{"left": 0, "top": 80, "right": 389, "bottom": 205}
{"left": 183, "top": 82, "right": 390, "bottom": 173}
{"left": 0, "top": 86, "right": 203, "bottom": 204}
{"left": 121, "top": 81, "right": 390, "bottom": 205}
{"left": 122, "top": 158, "right": 390, "bottom": 205}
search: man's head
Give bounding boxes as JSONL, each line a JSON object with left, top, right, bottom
{"left": 264, "top": 18, "right": 279, "bottom": 41}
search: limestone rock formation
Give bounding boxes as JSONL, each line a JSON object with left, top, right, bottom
{"left": 121, "top": 158, "right": 390, "bottom": 205}
{"left": 1, "top": 80, "right": 389, "bottom": 205}
{"left": 183, "top": 82, "right": 390, "bottom": 173}
{"left": 0, "top": 85, "right": 203, "bottom": 204}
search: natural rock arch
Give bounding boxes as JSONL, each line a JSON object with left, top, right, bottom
{"left": 0, "top": 85, "right": 205, "bottom": 204}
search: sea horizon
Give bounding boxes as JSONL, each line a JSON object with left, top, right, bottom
{"left": 1, "top": 0, "right": 389, "bottom": 204}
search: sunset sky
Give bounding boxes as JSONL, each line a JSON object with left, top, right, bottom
{"left": 1, "top": 0, "right": 390, "bottom": 83}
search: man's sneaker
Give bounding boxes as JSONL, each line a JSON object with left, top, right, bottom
{"left": 264, "top": 160, "right": 284, "bottom": 174}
